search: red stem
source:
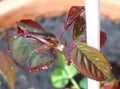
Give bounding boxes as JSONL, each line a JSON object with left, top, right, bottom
{"left": 19, "top": 30, "right": 50, "bottom": 45}
{"left": 59, "top": 29, "right": 66, "bottom": 43}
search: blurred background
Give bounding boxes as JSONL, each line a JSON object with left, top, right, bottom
{"left": 0, "top": 0, "right": 120, "bottom": 89}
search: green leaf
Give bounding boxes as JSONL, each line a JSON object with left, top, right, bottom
{"left": 79, "top": 78, "right": 88, "bottom": 89}
{"left": 0, "top": 51, "right": 16, "bottom": 89}
{"left": 57, "top": 53, "right": 66, "bottom": 68}
{"left": 11, "top": 36, "right": 55, "bottom": 71}
{"left": 57, "top": 53, "right": 78, "bottom": 77}
{"left": 70, "top": 43, "right": 111, "bottom": 81}
{"left": 51, "top": 68, "right": 69, "bottom": 88}
{"left": 64, "top": 65, "right": 78, "bottom": 78}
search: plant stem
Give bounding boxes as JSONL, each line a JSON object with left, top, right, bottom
{"left": 59, "top": 29, "right": 66, "bottom": 43}
{"left": 69, "top": 77, "right": 80, "bottom": 89}
{"left": 64, "top": 69, "right": 80, "bottom": 89}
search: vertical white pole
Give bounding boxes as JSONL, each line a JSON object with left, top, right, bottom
{"left": 85, "top": 0, "right": 100, "bottom": 89}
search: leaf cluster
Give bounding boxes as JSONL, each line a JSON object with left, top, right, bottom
{"left": 0, "top": 6, "right": 113, "bottom": 89}
{"left": 8, "top": 6, "right": 111, "bottom": 81}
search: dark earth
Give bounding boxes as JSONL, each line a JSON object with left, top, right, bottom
{"left": 0, "top": 15, "right": 120, "bottom": 89}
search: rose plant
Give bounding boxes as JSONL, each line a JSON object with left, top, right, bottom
{"left": 0, "top": 6, "right": 117, "bottom": 89}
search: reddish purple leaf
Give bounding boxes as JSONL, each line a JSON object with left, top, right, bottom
{"left": 9, "top": 36, "right": 56, "bottom": 72}
{"left": 60, "top": 6, "right": 85, "bottom": 42}
{"left": 0, "top": 51, "right": 16, "bottom": 89}
{"left": 14, "top": 59, "right": 52, "bottom": 72}
{"left": 72, "top": 16, "right": 86, "bottom": 41}
{"left": 64, "top": 6, "right": 85, "bottom": 30}
{"left": 70, "top": 43, "right": 111, "bottom": 81}
{"left": 72, "top": 30, "right": 107, "bottom": 46}
{"left": 100, "top": 31, "right": 107, "bottom": 47}
{"left": 17, "top": 19, "right": 45, "bottom": 35}
{"left": 8, "top": 19, "right": 59, "bottom": 72}
{"left": 17, "top": 26, "right": 24, "bottom": 34}
{"left": 20, "top": 19, "right": 45, "bottom": 31}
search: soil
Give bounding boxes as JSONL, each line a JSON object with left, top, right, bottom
{"left": 0, "top": 15, "right": 120, "bottom": 89}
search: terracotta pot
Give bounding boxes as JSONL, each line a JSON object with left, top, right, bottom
{"left": 0, "top": 0, "right": 119, "bottom": 30}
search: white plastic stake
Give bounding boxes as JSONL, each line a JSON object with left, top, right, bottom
{"left": 85, "top": 0, "right": 100, "bottom": 89}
